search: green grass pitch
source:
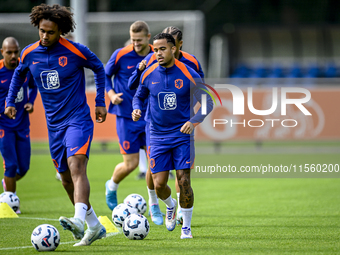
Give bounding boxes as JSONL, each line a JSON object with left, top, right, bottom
{"left": 0, "top": 142, "right": 339, "bottom": 254}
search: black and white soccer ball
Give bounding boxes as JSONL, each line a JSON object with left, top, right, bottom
{"left": 123, "top": 194, "right": 147, "bottom": 215}
{"left": 123, "top": 214, "right": 150, "bottom": 240}
{"left": 0, "top": 191, "right": 20, "bottom": 212}
{"left": 31, "top": 224, "right": 60, "bottom": 251}
{"left": 112, "top": 203, "right": 138, "bottom": 227}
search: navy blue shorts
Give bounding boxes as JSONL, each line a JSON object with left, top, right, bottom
{"left": 0, "top": 127, "right": 31, "bottom": 178}
{"left": 149, "top": 136, "right": 195, "bottom": 173}
{"left": 48, "top": 120, "right": 93, "bottom": 173}
{"left": 116, "top": 116, "right": 146, "bottom": 154}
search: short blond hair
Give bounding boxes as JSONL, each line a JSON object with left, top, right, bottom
{"left": 130, "top": 20, "right": 150, "bottom": 35}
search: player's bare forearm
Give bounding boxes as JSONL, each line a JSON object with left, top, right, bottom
{"left": 132, "top": 109, "right": 141, "bottom": 121}
{"left": 4, "top": 106, "right": 17, "bottom": 119}
{"left": 180, "top": 121, "right": 194, "bottom": 134}
{"left": 95, "top": 106, "right": 107, "bottom": 123}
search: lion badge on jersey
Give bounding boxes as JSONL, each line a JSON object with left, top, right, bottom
{"left": 40, "top": 70, "right": 60, "bottom": 90}
{"left": 158, "top": 92, "right": 177, "bottom": 110}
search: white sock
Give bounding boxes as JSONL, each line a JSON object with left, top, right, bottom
{"left": 181, "top": 207, "right": 193, "bottom": 229}
{"left": 177, "top": 192, "right": 181, "bottom": 211}
{"left": 161, "top": 195, "right": 175, "bottom": 208}
{"left": 108, "top": 178, "right": 119, "bottom": 191}
{"left": 85, "top": 207, "right": 100, "bottom": 228}
{"left": 139, "top": 149, "right": 147, "bottom": 174}
{"left": 74, "top": 202, "right": 88, "bottom": 222}
{"left": 147, "top": 187, "right": 158, "bottom": 205}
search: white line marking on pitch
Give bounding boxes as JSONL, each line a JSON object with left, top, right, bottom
{"left": 0, "top": 241, "right": 76, "bottom": 251}
{"left": 0, "top": 229, "right": 120, "bottom": 250}
{"left": 18, "top": 216, "right": 59, "bottom": 221}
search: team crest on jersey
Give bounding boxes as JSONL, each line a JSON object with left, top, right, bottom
{"left": 40, "top": 70, "right": 60, "bottom": 90}
{"left": 59, "top": 56, "right": 68, "bottom": 67}
{"left": 175, "top": 79, "right": 183, "bottom": 89}
{"left": 15, "top": 87, "right": 24, "bottom": 103}
{"left": 158, "top": 92, "right": 177, "bottom": 110}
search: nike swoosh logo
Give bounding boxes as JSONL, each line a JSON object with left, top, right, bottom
{"left": 70, "top": 147, "right": 78, "bottom": 151}
{"left": 186, "top": 161, "right": 191, "bottom": 164}
{"left": 1, "top": 80, "right": 7, "bottom": 83}
{"left": 32, "top": 61, "right": 40, "bottom": 65}
{"left": 127, "top": 65, "right": 135, "bottom": 69}
{"left": 152, "top": 82, "right": 159, "bottom": 84}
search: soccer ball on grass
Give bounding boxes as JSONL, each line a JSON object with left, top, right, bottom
{"left": 123, "top": 214, "right": 149, "bottom": 240}
{"left": 31, "top": 224, "right": 60, "bottom": 251}
{"left": 0, "top": 191, "right": 20, "bottom": 212}
{"left": 123, "top": 194, "right": 147, "bottom": 215}
{"left": 112, "top": 203, "right": 138, "bottom": 227}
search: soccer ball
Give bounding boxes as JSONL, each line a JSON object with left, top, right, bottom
{"left": 0, "top": 191, "right": 20, "bottom": 212}
{"left": 31, "top": 224, "right": 60, "bottom": 251}
{"left": 123, "top": 214, "right": 150, "bottom": 240}
{"left": 112, "top": 203, "right": 138, "bottom": 227}
{"left": 123, "top": 194, "right": 147, "bottom": 215}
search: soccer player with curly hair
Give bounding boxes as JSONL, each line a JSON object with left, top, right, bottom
{"left": 5, "top": 4, "right": 107, "bottom": 246}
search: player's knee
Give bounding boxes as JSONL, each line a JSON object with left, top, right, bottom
{"left": 68, "top": 162, "right": 86, "bottom": 176}
{"left": 153, "top": 179, "right": 167, "bottom": 191}
{"left": 124, "top": 159, "right": 139, "bottom": 172}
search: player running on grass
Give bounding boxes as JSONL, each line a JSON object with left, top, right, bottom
{"left": 5, "top": 4, "right": 107, "bottom": 246}
{"left": 104, "top": 21, "right": 155, "bottom": 215}
{"left": 132, "top": 33, "right": 213, "bottom": 238}
{"left": 0, "top": 37, "right": 37, "bottom": 214}
{"left": 128, "top": 26, "right": 205, "bottom": 225}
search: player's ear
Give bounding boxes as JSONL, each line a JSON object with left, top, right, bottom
{"left": 171, "top": 45, "right": 176, "bottom": 54}
{"left": 178, "top": 40, "right": 183, "bottom": 50}
{"left": 147, "top": 33, "right": 151, "bottom": 41}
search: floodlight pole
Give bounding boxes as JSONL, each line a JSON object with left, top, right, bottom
{"left": 71, "top": 0, "right": 88, "bottom": 45}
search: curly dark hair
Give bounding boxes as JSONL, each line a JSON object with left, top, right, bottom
{"left": 153, "top": 33, "right": 175, "bottom": 46}
{"left": 29, "top": 4, "right": 75, "bottom": 35}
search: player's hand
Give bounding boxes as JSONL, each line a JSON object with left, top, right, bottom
{"left": 4, "top": 106, "right": 17, "bottom": 119}
{"left": 95, "top": 106, "right": 107, "bottom": 123}
{"left": 138, "top": 60, "right": 147, "bottom": 71}
{"left": 132, "top": 109, "right": 142, "bottom": 121}
{"left": 110, "top": 92, "right": 123, "bottom": 105}
{"left": 24, "top": 103, "right": 34, "bottom": 113}
{"left": 180, "top": 121, "right": 194, "bottom": 134}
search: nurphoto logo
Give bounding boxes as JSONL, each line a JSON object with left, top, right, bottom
{"left": 199, "top": 84, "right": 312, "bottom": 128}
